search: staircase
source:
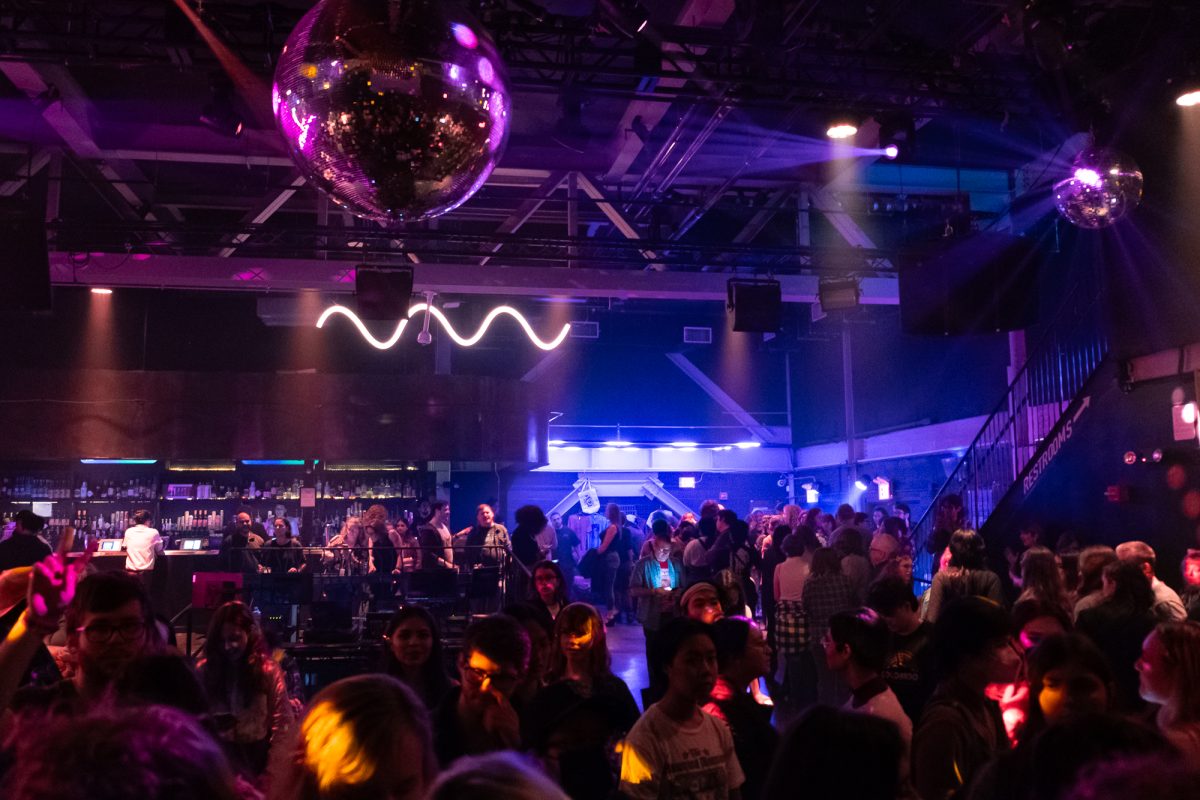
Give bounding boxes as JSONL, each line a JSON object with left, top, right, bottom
{"left": 910, "top": 279, "right": 1109, "bottom": 579}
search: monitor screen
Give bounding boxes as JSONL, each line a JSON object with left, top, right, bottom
{"left": 181, "top": 539, "right": 203, "bottom": 551}
{"left": 99, "top": 539, "right": 122, "bottom": 552}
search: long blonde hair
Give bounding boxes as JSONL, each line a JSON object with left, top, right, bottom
{"left": 1155, "top": 621, "right": 1200, "bottom": 725}
{"left": 337, "top": 516, "right": 364, "bottom": 547}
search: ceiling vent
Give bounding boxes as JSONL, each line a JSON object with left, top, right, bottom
{"left": 569, "top": 320, "right": 600, "bottom": 339}
{"left": 683, "top": 326, "right": 712, "bottom": 344}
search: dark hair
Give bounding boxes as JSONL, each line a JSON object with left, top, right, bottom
{"left": 529, "top": 560, "right": 569, "bottom": 607}
{"left": 711, "top": 617, "right": 754, "bottom": 672}
{"left": 13, "top": 509, "right": 44, "bottom": 533}
{"left": 1077, "top": 546, "right": 1118, "bottom": 598}
{"left": 381, "top": 606, "right": 453, "bottom": 704}
{"left": 1022, "top": 634, "right": 1114, "bottom": 739}
{"left": 115, "top": 653, "right": 211, "bottom": 719}
{"left": 781, "top": 533, "right": 806, "bottom": 559}
{"left": 828, "top": 608, "right": 890, "bottom": 672}
{"left": 1012, "top": 598, "right": 1071, "bottom": 638}
{"left": 3, "top": 705, "right": 239, "bottom": 800}
{"left": 1021, "top": 547, "right": 1070, "bottom": 612}
{"left": 282, "top": 674, "right": 436, "bottom": 800}
{"left": 201, "top": 601, "right": 271, "bottom": 699}
{"left": 429, "top": 500, "right": 448, "bottom": 516}
{"left": 425, "top": 751, "right": 568, "bottom": 800}
{"left": 462, "top": 614, "right": 531, "bottom": 674}
{"left": 894, "top": 502, "right": 911, "bottom": 515}
{"left": 651, "top": 519, "right": 673, "bottom": 541}
{"left": 1028, "top": 713, "right": 1169, "bottom": 800}
{"left": 716, "top": 509, "right": 738, "bottom": 528}
{"left": 1064, "top": 753, "right": 1200, "bottom": 800}
{"left": 882, "top": 516, "right": 907, "bottom": 540}
{"left": 699, "top": 500, "right": 720, "bottom": 519}
{"left": 131, "top": 509, "right": 152, "bottom": 526}
{"left": 835, "top": 504, "right": 855, "bottom": 522}
{"left": 547, "top": 602, "right": 611, "bottom": 682}
{"left": 933, "top": 596, "right": 1012, "bottom": 675}
{"left": 948, "top": 529, "right": 987, "bottom": 570}
{"left": 867, "top": 577, "right": 919, "bottom": 615}
{"left": 810, "top": 547, "right": 842, "bottom": 577}
{"left": 853, "top": 512, "right": 869, "bottom": 527}
{"left": 677, "top": 521, "right": 700, "bottom": 542}
{"left": 66, "top": 571, "right": 154, "bottom": 639}
{"left": 1102, "top": 560, "right": 1155, "bottom": 613}
{"left": 514, "top": 505, "right": 547, "bottom": 531}
{"left": 764, "top": 706, "right": 901, "bottom": 800}
{"left": 833, "top": 527, "right": 865, "bottom": 557}
{"left": 656, "top": 617, "right": 716, "bottom": 669}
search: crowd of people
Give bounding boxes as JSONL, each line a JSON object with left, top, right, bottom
{"left": 0, "top": 495, "right": 1198, "bottom": 800}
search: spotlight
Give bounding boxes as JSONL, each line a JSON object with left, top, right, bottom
{"left": 877, "top": 111, "right": 915, "bottom": 161}
{"left": 199, "top": 73, "right": 244, "bottom": 138}
{"left": 883, "top": 145, "right": 899, "bottom": 160}
{"left": 90, "top": 287, "right": 113, "bottom": 295}
{"left": 854, "top": 474, "right": 872, "bottom": 491}
{"left": 826, "top": 119, "right": 858, "bottom": 139}
{"left": 1123, "top": 451, "right": 1137, "bottom": 465}
{"left": 734, "top": 441, "right": 761, "bottom": 449}
{"left": 817, "top": 278, "right": 861, "bottom": 313}
{"left": 1178, "top": 90, "right": 1200, "bottom": 107}
{"left": 1183, "top": 402, "right": 1198, "bottom": 425}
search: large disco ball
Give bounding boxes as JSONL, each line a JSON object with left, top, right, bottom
{"left": 273, "top": 0, "right": 511, "bottom": 224}
{"left": 1052, "top": 148, "right": 1143, "bottom": 229}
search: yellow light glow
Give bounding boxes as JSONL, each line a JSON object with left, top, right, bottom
{"left": 617, "top": 739, "right": 654, "bottom": 786}
{"left": 826, "top": 123, "right": 858, "bottom": 139}
{"left": 302, "top": 701, "right": 378, "bottom": 791}
{"left": 1176, "top": 90, "right": 1200, "bottom": 107}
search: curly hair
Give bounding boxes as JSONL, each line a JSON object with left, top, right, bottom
{"left": 361, "top": 504, "right": 389, "bottom": 529}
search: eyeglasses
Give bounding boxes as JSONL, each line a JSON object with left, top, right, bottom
{"left": 76, "top": 620, "right": 146, "bottom": 644}
{"left": 462, "top": 663, "right": 520, "bottom": 692}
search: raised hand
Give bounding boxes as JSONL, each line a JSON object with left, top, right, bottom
{"left": 26, "top": 526, "right": 93, "bottom": 632}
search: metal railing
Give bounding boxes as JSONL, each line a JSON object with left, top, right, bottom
{"left": 910, "top": 279, "right": 1108, "bottom": 578}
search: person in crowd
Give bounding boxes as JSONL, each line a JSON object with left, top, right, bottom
{"left": 680, "top": 580, "right": 726, "bottom": 625}
{"left": 1011, "top": 597, "right": 1070, "bottom": 650}
{"left": 553, "top": 511, "right": 580, "bottom": 598}
{"left": 3, "top": 569, "right": 159, "bottom": 724}
{"left": 774, "top": 532, "right": 813, "bottom": 713}
{"left": 867, "top": 531, "right": 900, "bottom": 581}
{"left": 762, "top": 705, "right": 902, "bottom": 800}
{"left": 681, "top": 520, "right": 711, "bottom": 586}
{"left": 1072, "top": 544, "right": 1117, "bottom": 619}
{"left": 529, "top": 559, "right": 569, "bottom": 632}
{"left": 454, "top": 503, "right": 511, "bottom": 571}
{"left": 536, "top": 513, "right": 558, "bottom": 564}
{"left": 502, "top": 603, "right": 553, "bottom": 710}
{"left": 198, "top": 600, "right": 294, "bottom": 776}
{"left": 802, "top": 546, "right": 855, "bottom": 705}
{"left": 1018, "top": 713, "right": 1169, "bottom": 800}
{"left": 419, "top": 500, "right": 455, "bottom": 570}
{"left": 1075, "top": 559, "right": 1158, "bottom": 711}
{"left": 113, "top": 651, "right": 211, "bottom": 717}
{"left": 619, "top": 617, "right": 744, "bottom": 800}
{"left": 324, "top": 515, "right": 367, "bottom": 574}
{"left": 432, "top": 613, "right": 529, "bottom": 766}
{"left": 526, "top": 602, "right": 639, "bottom": 800}
{"left": 708, "top": 514, "right": 760, "bottom": 616}
{"left": 0, "top": 509, "right": 50, "bottom": 572}
{"left": 263, "top": 515, "right": 305, "bottom": 574}
{"left": 122, "top": 508, "right": 163, "bottom": 578}
{"left": 912, "top": 597, "right": 1020, "bottom": 800}
{"left": 705, "top": 617, "right": 777, "bottom": 800}
{"left": 1063, "top": 752, "right": 1200, "bottom": 800}
{"left": 867, "top": 577, "right": 937, "bottom": 724}
{"left": 825, "top": 608, "right": 913, "bottom": 753}
{"left": 870, "top": 506, "right": 887, "bottom": 532}
{"left": 1179, "top": 549, "right": 1200, "bottom": 620}
{"left": 511, "top": 504, "right": 548, "bottom": 572}
{"left": 361, "top": 504, "right": 399, "bottom": 575}
{"left": 391, "top": 517, "right": 422, "bottom": 572}
{"left": 833, "top": 527, "right": 871, "bottom": 604}
{"left": 1136, "top": 620, "right": 1200, "bottom": 760}
{"left": 1115, "top": 541, "right": 1187, "bottom": 621}
{"left": 893, "top": 502, "right": 912, "bottom": 528}
{"left": 2, "top": 704, "right": 242, "bottom": 800}
{"left": 924, "top": 529, "right": 1004, "bottom": 623}
{"left": 1012, "top": 546, "right": 1070, "bottom": 623}
{"left": 595, "top": 503, "right": 626, "bottom": 624}
{"left": 630, "top": 520, "right": 683, "bottom": 701}
{"left": 926, "top": 494, "right": 968, "bottom": 565}
{"left": 1004, "top": 522, "right": 1044, "bottom": 585}
{"left": 614, "top": 516, "right": 639, "bottom": 625}
{"left": 426, "top": 751, "right": 569, "bottom": 800}
{"left": 759, "top": 524, "right": 789, "bottom": 666}
{"left": 271, "top": 674, "right": 436, "bottom": 800}
{"left": 380, "top": 605, "right": 455, "bottom": 710}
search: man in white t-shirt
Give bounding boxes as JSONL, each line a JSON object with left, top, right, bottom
{"left": 123, "top": 508, "right": 164, "bottom": 574}
{"left": 620, "top": 618, "right": 745, "bottom": 799}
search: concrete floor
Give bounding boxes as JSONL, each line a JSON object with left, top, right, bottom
{"left": 607, "top": 620, "right": 651, "bottom": 710}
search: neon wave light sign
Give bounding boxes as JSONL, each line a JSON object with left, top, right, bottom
{"left": 316, "top": 303, "right": 571, "bottom": 351}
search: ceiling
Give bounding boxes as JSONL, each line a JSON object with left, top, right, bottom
{"left": 0, "top": 0, "right": 1196, "bottom": 295}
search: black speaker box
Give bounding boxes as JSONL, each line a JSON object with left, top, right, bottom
{"left": 0, "top": 217, "right": 51, "bottom": 312}
{"left": 727, "top": 279, "right": 782, "bottom": 333}
{"left": 355, "top": 266, "right": 413, "bottom": 320}
{"left": 900, "top": 233, "right": 1040, "bottom": 335}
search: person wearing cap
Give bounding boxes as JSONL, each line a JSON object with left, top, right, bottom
{"left": 680, "top": 581, "right": 725, "bottom": 626}
{"left": 0, "top": 510, "right": 51, "bottom": 572}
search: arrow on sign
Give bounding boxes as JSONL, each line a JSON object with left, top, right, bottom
{"left": 1073, "top": 396, "right": 1091, "bottom": 424}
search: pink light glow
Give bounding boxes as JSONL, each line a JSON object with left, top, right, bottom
{"left": 452, "top": 23, "right": 478, "bottom": 50}
{"left": 477, "top": 57, "right": 495, "bottom": 86}
{"left": 1073, "top": 167, "right": 1102, "bottom": 188}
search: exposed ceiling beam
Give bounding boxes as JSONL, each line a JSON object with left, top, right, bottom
{"left": 50, "top": 251, "right": 901, "bottom": 303}
{"left": 0, "top": 148, "right": 52, "bottom": 197}
{"left": 574, "top": 172, "right": 660, "bottom": 265}
{"left": 665, "top": 353, "right": 790, "bottom": 445}
{"left": 806, "top": 181, "right": 894, "bottom": 270}
{"left": 217, "top": 173, "right": 307, "bottom": 258}
{"left": 480, "top": 171, "right": 567, "bottom": 266}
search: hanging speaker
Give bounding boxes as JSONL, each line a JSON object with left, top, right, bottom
{"left": 0, "top": 217, "right": 51, "bottom": 312}
{"left": 355, "top": 266, "right": 413, "bottom": 321}
{"left": 727, "top": 279, "right": 782, "bottom": 333}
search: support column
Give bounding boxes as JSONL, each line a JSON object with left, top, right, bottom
{"left": 843, "top": 323, "right": 858, "bottom": 503}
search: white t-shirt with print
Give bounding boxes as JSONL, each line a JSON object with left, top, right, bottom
{"left": 620, "top": 703, "right": 745, "bottom": 800}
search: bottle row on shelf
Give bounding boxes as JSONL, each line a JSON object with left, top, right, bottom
{"left": 0, "top": 478, "right": 431, "bottom": 502}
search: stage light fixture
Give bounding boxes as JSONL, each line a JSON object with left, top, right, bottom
{"left": 826, "top": 119, "right": 858, "bottom": 139}
{"left": 734, "top": 441, "right": 761, "bottom": 449}
{"left": 877, "top": 111, "right": 916, "bottom": 161}
{"left": 883, "top": 145, "right": 899, "bottom": 160}
{"left": 199, "top": 73, "right": 245, "bottom": 138}
{"left": 90, "top": 287, "right": 113, "bottom": 295}
{"left": 854, "top": 474, "right": 872, "bottom": 491}
{"left": 818, "top": 278, "right": 861, "bottom": 313}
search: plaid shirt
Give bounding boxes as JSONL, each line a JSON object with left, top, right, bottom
{"left": 801, "top": 574, "right": 856, "bottom": 643}
{"left": 775, "top": 599, "right": 808, "bottom": 656}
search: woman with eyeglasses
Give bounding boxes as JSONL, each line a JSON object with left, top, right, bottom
{"left": 198, "top": 601, "right": 294, "bottom": 779}
{"left": 524, "top": 603, "right": 640, "bottom": 800}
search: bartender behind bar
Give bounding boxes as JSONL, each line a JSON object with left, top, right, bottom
{"left": 123, "top": 508, "right": 164, "bottom": 584}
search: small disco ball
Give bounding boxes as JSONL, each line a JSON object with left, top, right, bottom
{"left": 273, "top": 0, "right": 510, "bottom": 224}
{"left": 1052, "top": 148, "right": 1143, "bottom": 229}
